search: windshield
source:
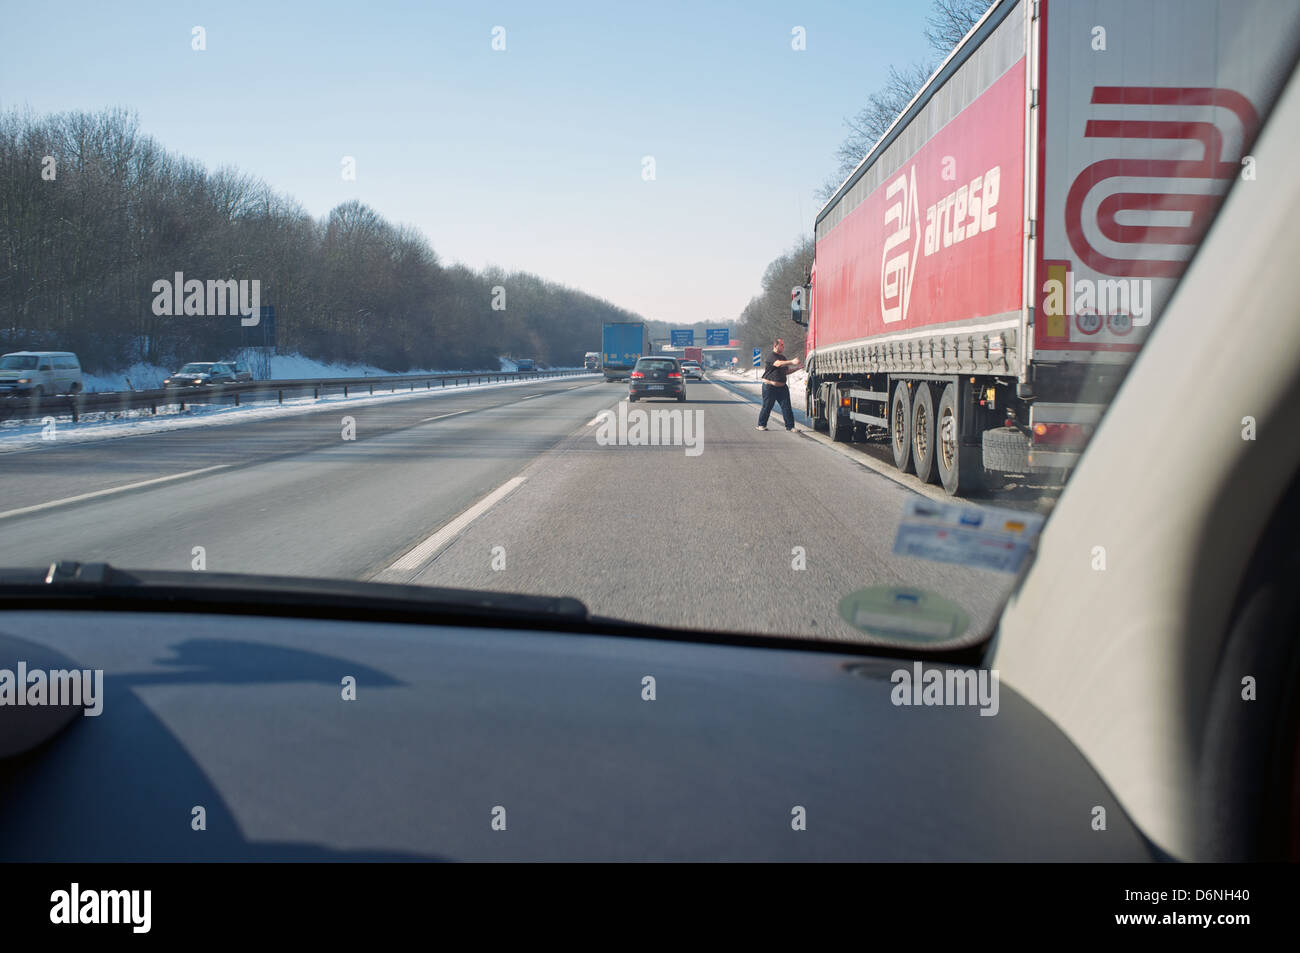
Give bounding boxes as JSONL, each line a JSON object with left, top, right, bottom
{"left": 1, "top": 0, "right": 1297, "bottom": 652}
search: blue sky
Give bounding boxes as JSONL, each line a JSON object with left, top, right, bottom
{"left": 1, "top": 0, "right": 932, "bottom": 324}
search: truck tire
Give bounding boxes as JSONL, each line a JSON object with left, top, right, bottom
{"left": 828, "top": 385, "right": 846, "bottom": 442}
{"left": 936, "top": 382, "right": 984, "bottom": 496}
{"left": 890, "top": 381, "right": 913, "bottom": 473}
{"left": 911, "top": 384, "right": 937, "bottom": 483}
{"left": 808, "top": 385, "right": 829, "bottom": 432}
{"left": 982, "top": 427, "right": 1031, "bottom": 473}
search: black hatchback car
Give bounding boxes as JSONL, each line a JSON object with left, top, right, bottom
{"left": 628, "top": 357, "right": 685, "bottom": 402}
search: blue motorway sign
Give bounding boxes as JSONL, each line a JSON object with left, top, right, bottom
{"left": 706, "top": 328, "right": 729, "bottom": 347}
{"left": 670, "top": 329, "right": 694, "bottom": 346}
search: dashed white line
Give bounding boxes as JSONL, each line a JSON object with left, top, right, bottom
{"left": 384, "top": 476, "right": 527, "bottom": 575}
{"left": 0, "top": 464, "right": 231, "bottom": 522}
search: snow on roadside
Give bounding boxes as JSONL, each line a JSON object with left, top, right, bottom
{"left": 0, "top": 370, "right": 597, "bottom": 454}
{"left": 83, "top": 362, "right": 171, "bottom": 393}
{"left": 80, "top": 352, "right": 508, "bottom": 393}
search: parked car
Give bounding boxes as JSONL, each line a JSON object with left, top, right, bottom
{"left": 0, "top": 351, "right": 82, "bottom": 397}
{"left": 628, "top": 356, "right": 686, "bottom": 402}
{"left": 680, "top": 360, "right": 704, "bottom": 380}
{"left": 163, "top": 363, "right": 237, "bottom": 387}
{"left": 225, "top": 361, "right": 253, "bottom": 382}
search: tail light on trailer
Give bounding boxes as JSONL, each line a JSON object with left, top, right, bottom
{"left": 1032, "top": 422, "right": 1093, "bottom": 449}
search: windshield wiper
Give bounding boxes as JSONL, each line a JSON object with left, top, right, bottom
{"left": 0, "top": 561, "right": 589, "bottom": 627}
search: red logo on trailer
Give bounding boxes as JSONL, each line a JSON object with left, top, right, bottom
{"left": 1064, "top": 86, "right": 1258, "bottom": 278}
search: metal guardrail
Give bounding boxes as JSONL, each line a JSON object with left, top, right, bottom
{"left": 0, "top": 369, "right": 592, "bottom": 424}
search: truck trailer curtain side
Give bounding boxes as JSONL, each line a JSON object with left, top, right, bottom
{"left": 802, "top": 0, "right": 1300, "bottom": 495}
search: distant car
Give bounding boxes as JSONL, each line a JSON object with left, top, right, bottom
{"left": 680, "top": 360, "right": 704, "bottom": 380}
{"left": 225, "top": 361, "right": 253, "bottom": 382}
{"left": 163, "top": 363, "right": 236, "bottom": 387}
{"left": 515, "top": 359, "right": 536, "bottom": 372}
{"left": 0, "top": 351, "right": 83, "bottom": 397}
{"left": 628, "top": 357, "right": 685, "bottom": 402}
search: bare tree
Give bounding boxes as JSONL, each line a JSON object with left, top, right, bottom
{"left": 817, "top": 0, "right": 992, "bottom": 200}
{"left": 925, "top": 0, "right": 991, "bottom": 54}
{"left": 819, "top": 62, "right": 934, "bottom": 199}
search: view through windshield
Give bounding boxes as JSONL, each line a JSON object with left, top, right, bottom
{"left": 2, "top": 0, "right": 1298, "bottom": 649}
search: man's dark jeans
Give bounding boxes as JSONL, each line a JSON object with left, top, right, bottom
{"left": 758, "top": 383, "right": 794, "bottom": 429}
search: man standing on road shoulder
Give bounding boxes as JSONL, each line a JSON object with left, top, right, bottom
{"left": 756, "top": 337, "right": 800, "bottom": 431}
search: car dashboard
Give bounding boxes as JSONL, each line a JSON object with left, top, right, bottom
{"left": 0, "top": 606, "right": 1159, "bottom": 862}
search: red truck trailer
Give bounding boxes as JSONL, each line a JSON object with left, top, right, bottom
{"left": 796, "top": 0, "right": 1300, "bottom": 495}
{"left": 682, "top": 346, "right": 704, "bottom": 365}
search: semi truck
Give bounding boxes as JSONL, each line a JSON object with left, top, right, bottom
{"left": 682, "top": 346, "right": 704, "bottom": 366}
{"left": 601, "top": 322, "right": 650, "bottom": 381}
{"left": 795, "top": 0, "right": 1300, "bottom": 495}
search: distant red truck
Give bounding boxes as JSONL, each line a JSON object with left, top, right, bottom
{"left": 682, "top": 346, "right": 703, "bottom": 365}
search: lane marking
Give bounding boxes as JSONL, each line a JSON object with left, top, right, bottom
{"left": 519, "top": 394, "right": 544, "bottom": 401}
{"left": 0, "top": 464, "right": 232, "bottom": 522}
{"left": 385, "top": 476, "right": 527, "bottom": 574}
{"left": 419, "top": 410, "right": 471, "bottom": 423}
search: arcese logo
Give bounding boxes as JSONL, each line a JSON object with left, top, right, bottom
{"left": 882, "top": 163, "right": 1002, "bottom": 325}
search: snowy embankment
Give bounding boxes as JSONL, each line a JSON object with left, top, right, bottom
{"left": 81, "top": 353, "right": 518, "bottom": 393}
{"left": 2, "top": 353, "right": 592, "bottom": 454}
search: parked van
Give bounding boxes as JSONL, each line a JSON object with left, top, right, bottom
{"left": 0, "top": 351, "right": 83, "bottom": 397}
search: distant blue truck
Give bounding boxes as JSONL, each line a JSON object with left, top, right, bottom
{"left": 601, "top": 322, "right": 649, "bottom": 381}
{"left": 515, "top": 358, "right": 536, "bottom": 372}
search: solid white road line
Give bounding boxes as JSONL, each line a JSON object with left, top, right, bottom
{"left": 0, "top": 464, "right": 232, "bottom": 522}
{"left": 385, "top": 476, "right": 527, "bottom": 574}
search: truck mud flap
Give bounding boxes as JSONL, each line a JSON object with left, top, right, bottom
{"left": 982, "top": 428, "right": 1031, "bottom": 473}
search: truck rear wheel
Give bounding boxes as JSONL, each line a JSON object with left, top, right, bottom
{"left": 936, "top": 382, "right": 984, "bottom": 496}
{"left": 828, "top": 385, "right": 846, "bottom": 441}
{"left": 911, "top": 384, "right": 937, "bottom": 483}
{"left": 890, "top": 382, "right": 913, "bottom": 473}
